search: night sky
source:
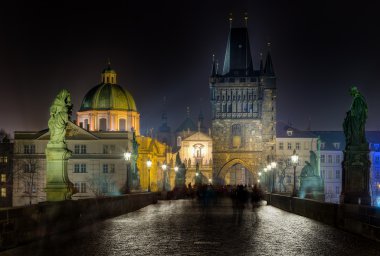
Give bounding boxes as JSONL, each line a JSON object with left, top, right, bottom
{"left": 1, "top": 1, "right": 380, "bottom": 136}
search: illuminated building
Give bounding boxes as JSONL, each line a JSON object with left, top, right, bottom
{"left": 12, "top": 64, "right": 167, "bottom": 206}
{"left": 0, "top": 135, "right": 13, "bottom": 207}
{"left": 209, "top": 23, "right": 276, "bottom": 184}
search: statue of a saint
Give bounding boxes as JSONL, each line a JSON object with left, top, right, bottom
{"left": 343, "top": 87, "right": 368, "bottom": 147}
{"left": 300, "top": 151, "right": 318, "bottom": 177}
{"left": 48, "top": 89, "right": 73, "bottom": 145}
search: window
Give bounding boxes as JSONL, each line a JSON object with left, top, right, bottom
{"left": 296, "top": 143, "right": 300, "bottom": 150}
{"left": 24, "top": 145, "right": 35, "bottom": 154}
{"left": 328, "top": 170, "right": 333, "bottom": 179}
{"left": 103, "top": 164, "right": 109, "bottom": 173}
{"left": 287, "top": 143, "right": 292, "bottom": 150}
{"left": 335, "top": 186, "right": 340, "bottom": 194}
{"left": 320, "top": 142, "right": 325, "bottom": 149}
{"left": 336, "top": 155, "right": 341, "bottom": 163}
{"left": 279, "top": 142, "right": 284, "bottom": 150}
{"left": 0, "top": 156, "right": 7, "bottom": 164}
{"left": 1, "top": 174, "right": 6, "bottom": 183}
{"left": 333, "top": 143, "right": 340, "bottom": 149}
{"left": 74, "top": 164, "right": 86, "bottom": 173}
{"left": 328, "top": 155, "right": 332, "bottom": 163}
{"left": 80, "top": 182, "right": 87, "bottom": 193}
{"left": 336, "top": 170, "right": 341, "bottom": 179}
{"left": 320, "top": 155, "right": 325, "bottom": 163}
{"left": 103, "top": 145, "right": 116, "bottom": 154}
{"left": 286, "top": 129, "right": 293, "bottom": 136}
{"left": 1, "top": 188, "right": 6, "bottom": 197}
{"left": 75, "top": 145, "right": 87, "bottom": 154}
{"left": 110, "top": 164, "right": 115, "bottom": 173}
{"left": 74, "top": 182, "right": 80, "bottom": 192}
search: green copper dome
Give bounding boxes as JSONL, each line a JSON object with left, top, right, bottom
{"left": 80, "top": 83, "right": 137, "bottom": 111}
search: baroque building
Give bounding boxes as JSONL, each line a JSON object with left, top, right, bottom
{"left": 12, "top": 64, "right": 169, "bottom": 206}
{"left": 209, "top": 25, "right": 276, "bottom": 184}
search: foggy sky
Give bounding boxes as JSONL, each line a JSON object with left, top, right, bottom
{"left": 1, "top": 0, "right": 380, "bottom": 136}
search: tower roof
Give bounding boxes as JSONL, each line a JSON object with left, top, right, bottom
{"left": 264, "top": 47, "right": 275, "bottom": 76}
{"left": 222, "top": 27, "right": 254, "bottom": 77}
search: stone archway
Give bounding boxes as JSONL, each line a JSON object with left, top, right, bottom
{"left": 216, "top": 158, "right": 257, "bottom": 185}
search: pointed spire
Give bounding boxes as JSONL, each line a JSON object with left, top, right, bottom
{"left": 229, "top": 13, "right": 233, "bottom": 28}
{"left": 264, "top": 42, "right": 275, "bottom": 76}
{"left": 211, "top": 54, "right": 217, "bottom": 77}
{"left": 216, "top": 59, "right": 219, "bottom": 75}
{"left": 259, "top": 52, "right": 264, "bottom": 75}
{"left": 244, "top": 12, "right": 248, "bottom": 27}
{"left": 186, "top": 106, "right": 190, "bottom": 118}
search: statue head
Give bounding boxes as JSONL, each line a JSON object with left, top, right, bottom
{"left": 350, "top": 86, "right": 360, "bottom": 97}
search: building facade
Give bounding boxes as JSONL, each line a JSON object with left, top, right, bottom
{"left": 209, "top": 25, "right": 276, "bottom": 184}
{"left": 0, "top": 136, "right": 13, "bottom": 207}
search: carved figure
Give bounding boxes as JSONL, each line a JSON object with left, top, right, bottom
{"left": 48, "top": 89, "right": 72, "bottom": 144}
{"left": 300, "top": 151, "right": 318, "bottom": 177}
{"left": 343, "top": 86, "right": 368, "bottom": 147}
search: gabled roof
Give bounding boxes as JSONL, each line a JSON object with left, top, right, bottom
{"left": 276, "top": 121, "right": 317, "bottom": 138}
{"left": 182, "top": 131, "right": 212, "bottom": 142}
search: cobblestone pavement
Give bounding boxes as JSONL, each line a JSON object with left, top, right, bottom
{"left": 3, "top": 198, "right": 380, "bottom": 256}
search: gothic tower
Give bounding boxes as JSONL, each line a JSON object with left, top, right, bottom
{"left": 209, "top": 22, "right": 276, "bottom": 183}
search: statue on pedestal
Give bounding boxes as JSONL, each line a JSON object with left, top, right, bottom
{"left": 45, "top": 89, "right": 74, "bottom": 201}
{"left": 341, "top": 86, "right": 371, "bottom": 205}
{"left": 299, "top": 151, "right": 323, "bottom": 200}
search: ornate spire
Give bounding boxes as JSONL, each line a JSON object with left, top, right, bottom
{"left": 101, "top": 59, "right": 117, "bottom": 84}
{"left": 186, "top": 106, "right": 190, "bottom": 118}
{"left": 264, "top": 42, "right": 275, "bottom": 76}
{"left": 259, "top": 52, "right": 264, "bottom": 75}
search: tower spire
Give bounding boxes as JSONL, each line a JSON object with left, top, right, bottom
{"left": 259, "top": 52, "right": 264, "bottom": 74}
{"left": 244, "top": 12, "right": 248, "bottom": 27}
{"left": 211, "top": 54, "right": 217, "bottom": 77}
{"left": 186, "top": 106, "right": 190, "bottom": 118}
{"left": 264, "top": 42, "right": 275, "bottom": 76}
{"left": 229, "top": 13, "right": 233, "bottom": 28}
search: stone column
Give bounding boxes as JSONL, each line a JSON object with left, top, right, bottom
{"left": 45, "top": 143, "right": 73, "bottom": 201}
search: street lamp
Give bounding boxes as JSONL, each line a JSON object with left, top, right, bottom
{"left": 174, "top": 166, "right": 179, "bottom": 172}
{"left": 271, "top": 161, "right": 277, "bottom": 193}
{"left": 291, "top": 150, "right": 299, "bottom": 197}
{"left": 146, "top": 159, "right": 152, "bottom": 192}
{"left": 124, "top": 151, "right": 132, "bottom": 193}
{"left": 162, "top": 163, "right": 167, "bottom": 191}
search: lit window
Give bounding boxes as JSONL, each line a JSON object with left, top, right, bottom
{"left": 1, "top": 188, "right": 6, "bottom": 197}
{"left": 279, "top": 142, "right": 284, "bottom": 150}
{"left": 0, "top": 156, "right": 7, "bottom": 164}
{"left": 1, "top": 174, "right": 6, "bottom": 183}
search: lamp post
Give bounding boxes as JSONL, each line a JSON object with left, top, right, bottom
{"left": 123, "top": 151, "right": 132, "bottom": 193}
{"left": 147, "top": 159, "right": 152, "bottom": 192}
{"left": 162, "top": 163, "right": 167, "bottom": 191}
{"left": 291, "top": 149, "right": 299, "bottom": 197}
{"left": 271, "top": 161, "right": 277, "bottom": 193}
{"left": 267, "top": 164, "right": 272, "bottom": 192}
{"left": 263, "top": 167, "right": 268, "bottom": 191}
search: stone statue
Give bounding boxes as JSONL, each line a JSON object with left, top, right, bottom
{"left": 343, "top": 86, "right": 368, "bottom": 147}
{"left": 300, "top": 151, "right": 318, "bottom": 177}
{"left": 48, "top": 89, "right": 73, "bottom": 145}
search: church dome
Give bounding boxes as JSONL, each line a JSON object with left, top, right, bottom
{"left": 80, "top": 83, "right": 137, "bottom": 111}
{"left": 79, "top": 64, "right": 137, "bottom": 112}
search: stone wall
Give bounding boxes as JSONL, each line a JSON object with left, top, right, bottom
{"left": 0, "top": 193, "right": 157, "bottom": 251}
{"left": 266, "top": 193, "right": 380, "bottom": 241}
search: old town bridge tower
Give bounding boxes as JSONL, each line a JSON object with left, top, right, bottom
{"left": 209, "top": 23, "right": 276, "bottom": 184}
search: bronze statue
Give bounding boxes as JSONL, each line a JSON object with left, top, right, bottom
{"left": 300, "top": 151, "right": 318, "bottom": 177}
{"left": 343, "top": 86, "right": 368, "bottom": 147}
{"left": 48, "top": 89, "right": 73, "bottom": 145}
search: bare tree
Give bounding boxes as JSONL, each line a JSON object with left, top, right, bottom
{"left": 276, "top": 154, "right": 292, "bottom": 193}
{"left": 86, "top": 172, "right": 116, "bottom": 198}
{"left": 13, "top": 157, "right": 41, "bottom": 205}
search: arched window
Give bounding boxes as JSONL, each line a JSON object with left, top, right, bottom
{"left": 119, "top": 118, "right": 126, "bottom": 131}
{"left": 99, "top": 118, "right": 107, "bottom": 131}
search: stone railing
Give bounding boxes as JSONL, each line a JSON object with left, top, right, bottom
{"left": 265, "top": 193, "right": 380, "bottom": 241}
{"left": 0, "top": 193, "right": 157, "bottom": 251}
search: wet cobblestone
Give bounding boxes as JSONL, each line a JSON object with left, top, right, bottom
{"left": 3, "top": 198, "right": 380, "bottom": 256}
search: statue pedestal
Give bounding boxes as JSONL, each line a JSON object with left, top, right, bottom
{"left": 341, "top": 144, "right": 371, "bottom": 205}
{"left": 45, "top": 143, "right": 73, "bottom": 201}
